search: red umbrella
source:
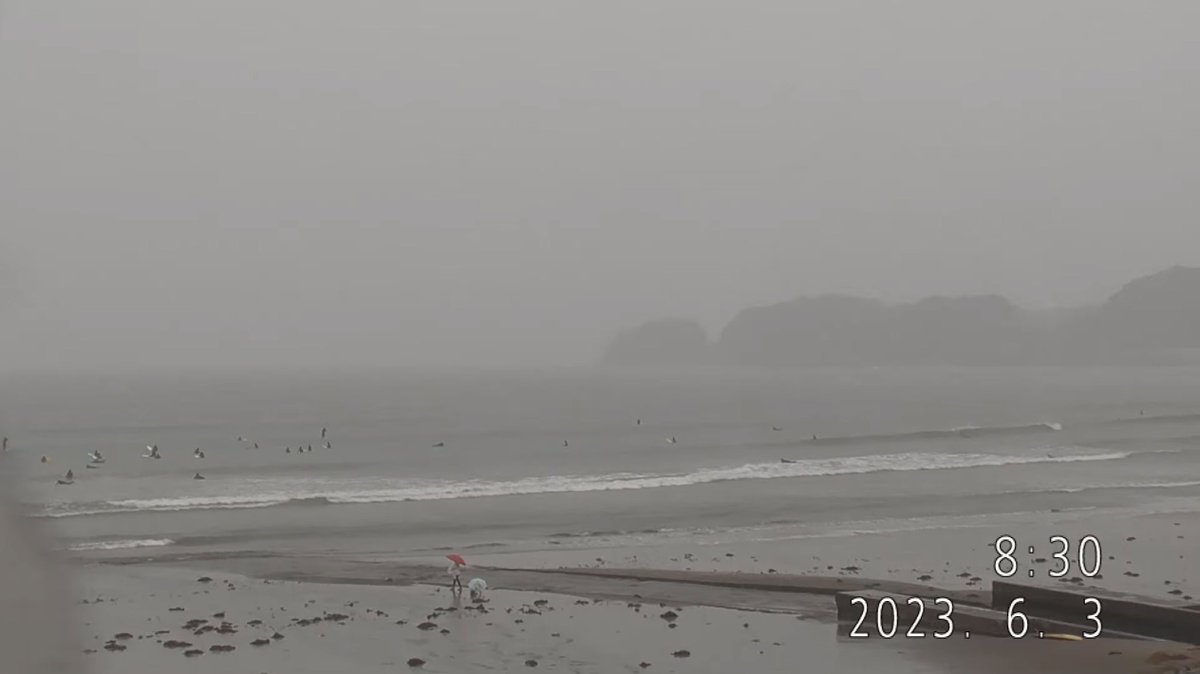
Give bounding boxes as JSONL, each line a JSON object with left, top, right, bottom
{"left": 446, "top": 554, "right": 466, "bottom": 566}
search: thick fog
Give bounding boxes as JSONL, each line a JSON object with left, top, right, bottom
{"left": 1, "top": 1, "right": 1198, "bottom": 371}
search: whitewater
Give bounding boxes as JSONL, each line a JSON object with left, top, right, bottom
{"left": 38, "top": 446, "right": 1131, "bottom": 518}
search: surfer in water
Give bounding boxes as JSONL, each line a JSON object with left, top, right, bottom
{"left": 193, "top": 472, "right": 205, "bottom": 480}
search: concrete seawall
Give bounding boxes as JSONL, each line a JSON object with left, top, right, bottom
{"left": 992, "top": 581, "right": 1200, "bottom": 645}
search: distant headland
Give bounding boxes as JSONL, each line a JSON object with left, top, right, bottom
{"left": 601, "top": 267, "right": 1200, "bottom": 367}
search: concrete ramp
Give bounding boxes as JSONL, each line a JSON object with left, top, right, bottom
{"left": 993, "top": 581, "right": 1200, "bottom": 645}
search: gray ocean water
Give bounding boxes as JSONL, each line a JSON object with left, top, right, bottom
{"left": 2, "top": 367, "right": 1199, "bottom": 558}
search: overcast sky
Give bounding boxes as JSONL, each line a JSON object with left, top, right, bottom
{"left": 1, "top": 1, "right": 1198, "bottom": 371}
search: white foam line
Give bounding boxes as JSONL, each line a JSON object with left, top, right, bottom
{"left": 66, "top": 538, "right": 175, "bottom": 552}
{"left": 37, "top": 448, "right": 1133, "bottom": 517}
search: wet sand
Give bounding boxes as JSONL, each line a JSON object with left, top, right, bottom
{"left": 442, "top": 509, "right": 1198, "bottom": 605}
{"left": 73, "top": 509, "right": 1200, "bottom": 673}
{"left": 77, "top": 565, "right": 852, "bottom": 674}
{"left": 73, "top": 563, "right": 1200, "bottom": 674}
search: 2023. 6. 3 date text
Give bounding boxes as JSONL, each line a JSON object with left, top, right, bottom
{"left": 845, "top": 595, "right": 1102, "bottom": 640}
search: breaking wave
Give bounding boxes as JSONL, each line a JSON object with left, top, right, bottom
{"left": 36, "top": 447, "right": 1130, "bottom": 519}
{"left": 808, "top": 422, "right": 1063, "bottom": 445}
{"left": 66, "top": 538, "right": 175, "bottom": 552}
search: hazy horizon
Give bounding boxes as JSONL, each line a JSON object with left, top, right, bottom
{"left": 3, "top": 1, "right": 1199, "bottom": 372}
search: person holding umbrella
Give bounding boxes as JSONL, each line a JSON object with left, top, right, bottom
{"left": 446, "top": 554, "right": 466, "bottom": 593}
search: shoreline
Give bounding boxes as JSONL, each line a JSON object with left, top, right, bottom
{"left": 97, "top": 551, "right": 989, "bottom": 616}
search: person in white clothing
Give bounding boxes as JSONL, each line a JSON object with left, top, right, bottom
{"left": 467, "top": 577, "right": 487, "bottom": 602}
{"left": 447, "top": 562, "right": 463, "bottom": 593}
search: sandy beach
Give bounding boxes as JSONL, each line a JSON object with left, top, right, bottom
{"left": 69, "top": 508, "right": 1200, "bottom": 674}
